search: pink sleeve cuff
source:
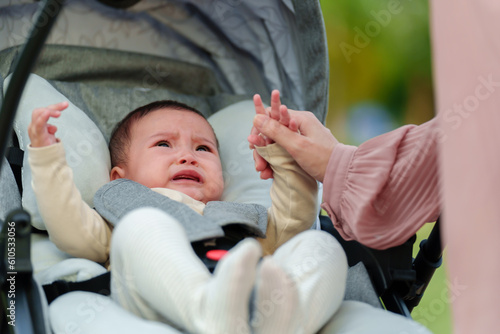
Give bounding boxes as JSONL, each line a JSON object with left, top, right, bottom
{"left": 321, "top": 143, "right": 357, "bottom": 241}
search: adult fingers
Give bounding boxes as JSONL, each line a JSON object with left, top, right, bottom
{"left": 289, "top": 118, "right": 299, "bottom": 132}
{"left": 253, "top": 114, "right": 302, "bottom": 154}
{"left": 283, "top": 110, "right": 320, "bottom": 136}
{"left": 278, "top": 105, "right": 290, "bottom": 127}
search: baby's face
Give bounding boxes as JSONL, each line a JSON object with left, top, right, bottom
{"left": 114, "top": 108, "right": 224, "bottom": 203}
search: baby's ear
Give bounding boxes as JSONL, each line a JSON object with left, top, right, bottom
{"left": 110, "top": 166, "right": 125, "bottom": 181}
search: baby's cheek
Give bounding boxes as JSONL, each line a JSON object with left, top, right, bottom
{"left": 210, "top": 175, "right": 225, "bottom": 201}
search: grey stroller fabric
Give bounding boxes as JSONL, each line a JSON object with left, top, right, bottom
{"left": 0, "top": 0, "right": 329, "bottom": 122}
{"left": 0, "top": 45, "right": 252, "bottom": 140}
{"left": 345, "top": 262, "right": 382, "bottom": 308}
{"left": 0, "top": 157, "right": 20, "bottom": 221}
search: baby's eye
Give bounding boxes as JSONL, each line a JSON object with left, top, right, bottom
{"left": 196, "top": 145, "right": 210, "bottom": 152}
{"left": 156, "top": 141, "right": 170, "bottom": 148}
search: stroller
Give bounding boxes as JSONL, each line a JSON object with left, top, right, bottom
{"left": 0, "top": 0, "right": 443, "bottom": 333}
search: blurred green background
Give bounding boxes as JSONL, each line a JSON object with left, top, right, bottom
{"left": 319, "top": 1, "right": 451, "bottom": 333}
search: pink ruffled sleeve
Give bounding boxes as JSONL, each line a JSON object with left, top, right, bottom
{"left": 321, "top": 118, "right": 441, "bottom": 250}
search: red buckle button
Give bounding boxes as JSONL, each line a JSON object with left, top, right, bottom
{"left": 206, "top": 249, "right": 228, "bottom": 261}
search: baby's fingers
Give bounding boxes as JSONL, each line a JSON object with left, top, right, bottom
{"left": 32, "top": 108, "right": 59, "bottom": 132}
{"left": 46, "top": 101, "right": 69, "bottom": 112}
{"left": 47, "top": 124, "right": 58, "bottom": 135}
{"left": 248, "top": 133, "right": 267, "bottom": 148}
{"left": 253, "top": 94, "right": 267, "bottom": 115}
{"left": 253, "top": 150, "right": 267, "bottom": 171}
{"left": 28, "top": 102, "right": 67, "bottom": 147}
{"left": 259, "top": 168, "right": 274, "bottom": 180}
{"left": 31, "top": 102, "right": 67, "bottom": 124}
{"left": 252, "top": 150, "right": 273, "bottom": 179}
{"left": 270, "top": 89, "right": 281, "bottom": 120}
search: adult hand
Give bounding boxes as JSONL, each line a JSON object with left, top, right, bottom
{"left": 28, "top": 101, "right": 68, "bottom": 148}
{"left": 252, "top": 109, "right": 338, "bottom": 182}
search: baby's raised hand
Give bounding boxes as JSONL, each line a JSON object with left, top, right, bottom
{"left": 268, "top": 89, "right": 295, "bottom": 131}
{"left": 28, "top": 102, "right": 68, "bottom": 148}
{"left": 248, "top": 90, "right": 293, "bottom": 149}
{"left": 248, "top": 90, "right": 294, "bottom": 179}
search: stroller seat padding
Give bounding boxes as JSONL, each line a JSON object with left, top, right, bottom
{"left": 50, "top": 291, "right": 180, "bottom": 334}
{"left": 4, "top": 73, "right": 111, "bottom": 230}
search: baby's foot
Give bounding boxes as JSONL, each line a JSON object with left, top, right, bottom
{"left": 195, "top": 238, "right": 262, "bottom": 334}
{"left": 251, "top": 257, "right": 300, "bottom": 334}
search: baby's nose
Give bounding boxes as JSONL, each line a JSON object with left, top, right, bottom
{"left": 178, "top": 151, "right": 198, "bottom": 165}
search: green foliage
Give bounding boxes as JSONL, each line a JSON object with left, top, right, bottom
{"left": 321, "top": 0, "right": 434, "bottom": 135}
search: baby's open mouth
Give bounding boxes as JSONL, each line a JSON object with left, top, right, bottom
{"left": 174, "top": 175, "right": 200, "bottom": 182}
{"left": 172, "top": 171, "right": 202, "bottom": 183}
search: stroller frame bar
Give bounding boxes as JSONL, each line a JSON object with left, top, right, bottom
{"left": 0, "top": 1, "right": 65, "bottom": 333}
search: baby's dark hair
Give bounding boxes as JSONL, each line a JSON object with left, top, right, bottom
{"left": 109, "top": 100, "right": 217, "bottom": 168}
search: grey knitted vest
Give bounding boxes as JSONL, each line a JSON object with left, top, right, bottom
{"left": 94, "top": 179, "right": 268, "bottom": 242}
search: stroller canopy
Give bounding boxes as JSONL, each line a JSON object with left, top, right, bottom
{"left": 0, "top": 0, "right": 329, "bottom": 121}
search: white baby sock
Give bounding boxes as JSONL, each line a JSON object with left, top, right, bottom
{"left": 272, "top": 230, "right": 348, "bottom": 334}
{"left": 251, "top": 256, "right": 300, "bottom": 334}
{"left": 203, "top": 238, "right": 262, "bottom": 333}
{"left": 110, "top": 208, "right": 261, "bottom": 334}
